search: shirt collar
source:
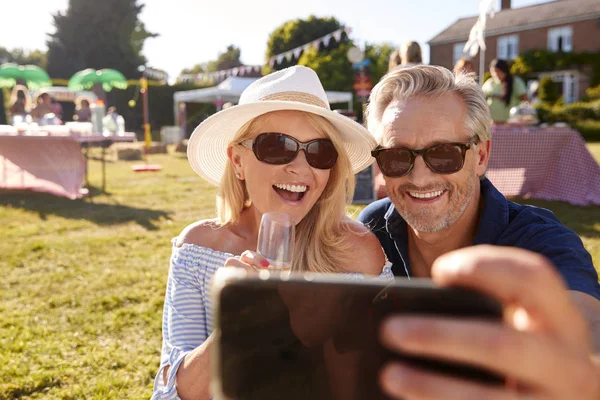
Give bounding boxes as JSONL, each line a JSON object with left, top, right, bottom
{"left": 383, "top": 178, "right": 509, "bottom": 245}
{"left": 473, "top": 178, "right": 510, "bottom": 245}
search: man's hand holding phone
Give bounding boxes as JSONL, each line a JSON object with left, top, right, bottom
{"left": 379, "top": 245, "right": 600, "bottom": 400}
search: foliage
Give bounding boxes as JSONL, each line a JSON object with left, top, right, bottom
{"left": 364, "top": 43, "right": 395, "bottom": 87}
{"left": 538, "top": 76, "right": 560, "bottom": 104}
{"left": 535, "top": 100, "right": 600, "bottom": 141}
{"left": 46, "top": 0, "right": 157, "bottom": 79}
{"left": 0, "top": 47, "right": 48, "bottom": 70}
{"left": 264, "top": 16, "right": 346, "bottom": 72}
{"left": 511, "top": 49, "right": 600, "bottom": 86}
{"left": 179, "top": 45, "right": 243, "bottom": 77}
{"left": 582, "top": 85, "right": 600, "bottom": 102}
{"left": 298, "top": 42, "right": 354, "bottom": 92}
{"left": 574, "top": 120, "right": 600, "bottom": 142}
{"left": 99, "top": 81, "right": 212, "bottom": 135}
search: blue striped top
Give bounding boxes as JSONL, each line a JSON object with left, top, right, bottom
{"left": 152, "top": 239, "right": 393, "bottom": 399}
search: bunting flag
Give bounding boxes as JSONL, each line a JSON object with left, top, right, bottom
{"left": 144, "top": 67, "right": 169, "bottom": 82}
{"left": 267, "top": 27, "right": 348, "bottom": 67}
{"left": 177, "top": 25, "right": 351, "bottom": 85}
{"left": 178, "top": 64, "right": 262, "bottom": 85}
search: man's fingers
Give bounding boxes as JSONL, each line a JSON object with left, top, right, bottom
{"left": 380, "top": 362, "right": 521, "bottom": 400}
{"left": 431, "top": 245, "right": 588, "bottom": 349}
{"left": 380, "top": 316, "right": 598, "bottom": 398}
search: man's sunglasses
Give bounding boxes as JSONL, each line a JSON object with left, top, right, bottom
{"left": 240, "top": 132, "right": 338, "bottom": 170}
{"left": 371, "top": 140, "right": 478, "bottom": 177}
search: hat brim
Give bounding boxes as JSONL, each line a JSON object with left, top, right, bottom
{"left": 187, "top": 101, "right": 377, "bottom": 186}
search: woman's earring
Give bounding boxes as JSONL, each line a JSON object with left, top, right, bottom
{"left": 236, "top": 172, "right": 243, "bottom": 180}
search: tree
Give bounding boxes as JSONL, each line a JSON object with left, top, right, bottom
{"left": 46, "top": 0, "right": 157, "bottom": 79}
{"left": 178, "top": 45, "right": 243, "bottom": 82}
{"left": 0, "top": 47, "right": 47, "bottom": 69}
{"left": 264, "top": 16, "right": 346, "bottom": 72}
{"left": 298, "top": 42, "right": 354, "bottom": 92}
{"left": 538, "top": 76, "right": 560, "bottom": 104}
{"left": 364, "top": 43, "right": 395, "bottom": 87}
{"left": 210, "top": 45, "right": 242, "bottom": 71}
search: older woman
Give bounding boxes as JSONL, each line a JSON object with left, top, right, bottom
{"left": 152, "top": 66, "right": 393, "bottom": 400}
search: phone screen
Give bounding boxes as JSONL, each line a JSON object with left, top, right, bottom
{"left": 216, "top": 277, "right": 504, "bottom": 400}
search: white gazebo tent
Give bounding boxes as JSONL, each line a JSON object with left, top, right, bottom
{"left": 173, "top": 76, "right": 354, "bottom": 127}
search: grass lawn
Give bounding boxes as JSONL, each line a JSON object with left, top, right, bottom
{"left": 1, "top": 144, "right": 599, "bottom": 398}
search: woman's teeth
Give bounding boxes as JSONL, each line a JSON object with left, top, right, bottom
{"left": 273, "top": 183, "right": 307, "bottom": 193}
{"left": 408, "top": 190, "right": 444, "bottom": 199}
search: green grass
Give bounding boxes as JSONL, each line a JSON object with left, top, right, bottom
{"left": 1, "top": 145, "right": 599, "bottom": 398}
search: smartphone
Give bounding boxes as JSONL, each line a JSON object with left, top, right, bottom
{"left": 211, "top": 268, "right": 504, "bottom": 400}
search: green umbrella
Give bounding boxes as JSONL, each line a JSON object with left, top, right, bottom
{"left": 67, "top": 68, "right": 128, "bottom": 92}
{"left": 0, "top": 63, "right": 52, "bottom": 91}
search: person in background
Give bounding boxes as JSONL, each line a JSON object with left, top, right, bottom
{"left": 482, "top": 59, "right": 528, "bottom": 124}
{"left": 400, "top": 41, "right": 422, "bottom": 66}
{"left": 9, "top": 86, "right": 31, "bottom": 124}
{"left": 51, "top": 98, "right": 63, "bottom": 120}
{"left": 30, "top": 92, "right": 54, "bottom": 120}
{"left": 453, "top": 56, "right": 476, "bottom": 75}
{"left": 74, "top": 97, "right": 92, "bottom": 122}
{"left": 103, "top": 106, "right": 125, "bottom": 135}
{"left": 388, "top": 50, "right": 402, "bottom": 72}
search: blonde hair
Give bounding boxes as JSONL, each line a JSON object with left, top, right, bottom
{"left": 400, "top": 41, "right": 422, "bottom": 64}
{"left": 217, "top": 111, "right": 356, "bottom": 273}
{"left": 454, "top": 57, "right": 475, "bottom": 74}
{"left": 388, "top": 50, "right": 402, "bottom": 72}
{"left": 366, "top": 65, "right": 491, "bottom": 145}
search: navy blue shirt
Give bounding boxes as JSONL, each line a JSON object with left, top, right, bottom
{"left": 358, "top": 178, "right": 600, "bottom": 301}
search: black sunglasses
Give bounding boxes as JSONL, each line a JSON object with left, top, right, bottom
{"left": 371, "top": 140, "right": 478, "bottom": 177}
{"left": 240, "top": 132, "right": 338, "bottom": 170}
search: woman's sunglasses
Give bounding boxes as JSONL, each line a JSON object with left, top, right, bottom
{"left": 240, "top": 132, "right": 338, "bottom": 170}
{"left": 371, "top": 140, "right": 478, "bottom": 177}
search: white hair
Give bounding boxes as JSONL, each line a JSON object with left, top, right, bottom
{"left": 366, "top": 65, "right": 491, "bottom": 145}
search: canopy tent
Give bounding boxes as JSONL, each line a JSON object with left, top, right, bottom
{"left": 173, "top": 76, "right": 354, "bottom": 129}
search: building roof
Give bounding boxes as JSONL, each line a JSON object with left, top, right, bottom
{"left": 428, "top": 0, "right": 600, "bottom": 45}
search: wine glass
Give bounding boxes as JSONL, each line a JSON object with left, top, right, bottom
{"left": 257, "top": 212, "right": 295, "bottom": 270}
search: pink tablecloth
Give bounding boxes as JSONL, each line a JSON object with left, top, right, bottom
{"left": 0, "top": 135, "right": 86, "bottom": 199}
{"left": 374, "top": 126, "right": 600, "bottom": 206}
{"left": 0, "top": 134, "right": 136, "bottom": 199}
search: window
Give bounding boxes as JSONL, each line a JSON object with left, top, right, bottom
{"left": 497, "top": 35, "right": 519, "bottom": 60}
{"left": 548, "top": 26, "right": 573, "bottom": 52}
{"left": 542, "top": 71, "right": 579, "bottom": 103}
{"left": 453, "top": 42, "right": 466, "bottom": 66}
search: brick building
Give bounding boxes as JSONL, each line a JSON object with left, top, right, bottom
{"left": 428, "top": 0, "right": 600, "bottom": 102}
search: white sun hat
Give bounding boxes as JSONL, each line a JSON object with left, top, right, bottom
{"left": 186, "top": 65, "right": 377, "bottom": 186}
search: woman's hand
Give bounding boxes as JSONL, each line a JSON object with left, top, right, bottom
{"left": 223, "top": 250, "right": 271, "bottom": 271}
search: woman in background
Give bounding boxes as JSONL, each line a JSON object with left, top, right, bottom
{"left": 482, "top": 59, "right": 528, "bottom": 124}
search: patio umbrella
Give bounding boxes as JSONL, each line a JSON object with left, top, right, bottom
{"left": 67, "top": 68, "right": 128, "bottom": 92}
{"left": 0, "top": 63, "right": 52, "bottom": 91}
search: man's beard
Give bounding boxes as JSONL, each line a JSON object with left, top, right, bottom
{"left": 391, "top": 173, "right": 477, "bottom": 233}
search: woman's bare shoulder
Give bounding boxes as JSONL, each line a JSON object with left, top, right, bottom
{"left": 175, "top": 219, "right": 226, "bottom": 249}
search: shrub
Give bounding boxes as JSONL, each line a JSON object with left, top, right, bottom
{"left": 538, "top": 76, "right": 560, "bottom": 104}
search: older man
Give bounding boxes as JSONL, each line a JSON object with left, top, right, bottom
{"left": 359, "top": 65, "right": 600, "bottom": 399}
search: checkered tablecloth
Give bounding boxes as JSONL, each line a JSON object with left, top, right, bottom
{"left": 0, "top": 135, "right": 86, "bottom": 199}
{"left": 0, "top": 133, "right": 136, "bottom": 199}
{"left": 373, "top": 126, "right": 600, "bottom": 206}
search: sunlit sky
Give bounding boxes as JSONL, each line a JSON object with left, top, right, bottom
{"left": 1, "top": 0, "right": 548, "bottom": 81}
